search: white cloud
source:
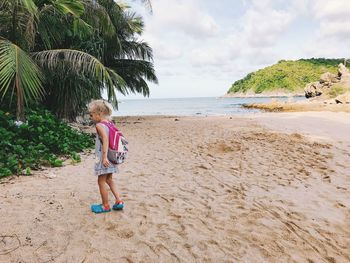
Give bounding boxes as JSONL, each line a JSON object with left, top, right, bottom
{"left": 302, "top": 0, "right": 350, "bottom": 57}
{"left": 226, "top": 0, "right": 297, "bottom": 65}
{"left": 243, "top": 9, "right": 293, "bottom": 47}
{"left": 146, "top": 0, "right": 219, "bottom": 38}
{"left": 189, "top": 47, "right": 228, "bottom": 67}
{"left": 312, "top": 0, "right": 350, "bottom": 20}
{"left": 153, "top": 42, "right": 183, "bottom": 60}
{"left": 310, "top": 0, "right": 350, "bottom": 40}
{"left": 187, "top": 0, "right": 298, "bottom": 71}
{"left": 319, "top": 20, "right": 350, "bottom": 40}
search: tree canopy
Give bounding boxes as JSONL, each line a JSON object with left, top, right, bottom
{"left": 0, "top": 0, "right": 157, "bottom": 120}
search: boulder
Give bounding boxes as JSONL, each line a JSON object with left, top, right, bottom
{"left": 304, "top": 82, "right": 324, "bottom": 98}
{"left": 305, "top": 63, "right": 350, "bottom": 98}
{"left": 319, "top": 72, "right": 339, "bottom": 84}
{"left": 338, "top": 63, "right": 350, "bottom": 77}
{"left": 334, "top": 91, "right": 350, "bottom": 104}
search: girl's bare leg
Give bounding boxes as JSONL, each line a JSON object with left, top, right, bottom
{"left": 97, "top": 174, "right": 109, "bottom": 207}
{"left": 106, "top": 173, "right": 122, "bottom": 202}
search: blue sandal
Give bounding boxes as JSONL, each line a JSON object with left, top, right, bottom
{"left": 112, "top": 200, "right": 124, "bottom": 210}
{"left": 91, "top": 204, "right": 111, "bottom": 213}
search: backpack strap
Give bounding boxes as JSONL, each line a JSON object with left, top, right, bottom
{"left": 99, "top": 120, "right": 113, "bottom": 128}
{"left": 96, "top": 121, "right": 112, "bottom": 143}
{"left": 97, "top": 121, "right": 111, "bottom": 134}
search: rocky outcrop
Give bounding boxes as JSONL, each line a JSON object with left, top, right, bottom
{"left": 304, "top": 82, "right": 325, "bottom": 98}
{"left": 319, "top": 72, "right": 339, "bottom": 84}
{"left": 304, "top": 63, "right": 348, "bottom": 98}
{"left": 304, "top": 73, "right": 339, "bottom": 98}
{"left": 338, "top": 63, "right": 350, "bottom": 77}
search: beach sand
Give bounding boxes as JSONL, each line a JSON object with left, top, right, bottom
{"left": 1, "top": 113, "right": 350, "bottom": 262}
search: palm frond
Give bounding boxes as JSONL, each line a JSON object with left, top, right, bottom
{"left": 81, "top": 0, "right": 115, "bottom": 37}
{"left": 128, "top": 0, "right": 152, "bottom": 14}
{"left": 0, "top": 39, "right": 44, "bottom": 119}
{"left": 120, "top": 40, "right": 153, "bottom": 61}
{"left": 108, "top": 59, "right": 157, "bottom": 96}
{"left": 73, "top": 18, "right": 93, "bottom": 38}
{"left": 140, "top": 0, "right": 152, "bottom": 13}
{"left": 0, "top": 0, "right": 38, "bottom": 49}
{"left": 51, "top": 0, "right": 85, "bottom": 17}
{"left": 32, "top": 49, "right": 105, "bottom": 79}
{"left": 35, "top": 50, "right": 129, "bottom": 118}
{"left": 124, "top": 11, "right": 144, "bottom": 34}
{"left": 36, "top": 5, "right": 68, "bottom": 49}
{"left": 0, "top": 39, "right": 44, "bottom": 99}
{"left": 32, "top": 49, "right": 128, "bottom": 96}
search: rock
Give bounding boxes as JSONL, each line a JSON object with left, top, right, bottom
{"left": 334, "top": 91, "right": 350, "bottom": 104}
{"left": 305, "top": 64, "right": 350, "bottom": 98}
{"left": 304, "top": 82, "right": 324, "bottom": 98}
{"left": 335, "top": 99, "right": 342, "bottom": 104}
{"left": 323, "top": 99, "right": 335, "bottom": 105}
{"left": 45, "top": 172, "right": 57, "bottom": 179}
{"left": 338, "top": 63, "right": 350, "bottom": 78}
{"left": 319, "top": 72, "right": 339, "bottom": 84}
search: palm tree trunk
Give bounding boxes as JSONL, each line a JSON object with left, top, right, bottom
{"left": 15, "top": 75, "right": 25, "bottom": 121}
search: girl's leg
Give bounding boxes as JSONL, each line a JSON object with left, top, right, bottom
{"left": 106, "top": 173, "right": 122, "bottom": 202}
{"left": 97, "top": 174, "right": 109, "bottom": 207}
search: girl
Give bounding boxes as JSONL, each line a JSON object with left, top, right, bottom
{"left": 88, "top": 100, "right": 124, "bottom": 213}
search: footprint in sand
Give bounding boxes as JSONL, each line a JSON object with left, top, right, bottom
{"left": 117, "top": 229, "right": 135, "bottom": 239}
{"left": 0, "top": 235, "right": 20, "bottom": 255}
{"left": 335, "top": 202, "right": 346, "bottom": 208}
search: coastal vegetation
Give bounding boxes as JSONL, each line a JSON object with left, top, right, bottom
{"left": 228, "top": 59, "right": 345, "bottom": 95}
{"left": 325, "top": 84, "right": 348, "bottom": 98}
{"left": 0, "top": 108, "right": 94, "bottom": 178}
{"left": 0, "top": 0, "right": 155, "bottom": 177}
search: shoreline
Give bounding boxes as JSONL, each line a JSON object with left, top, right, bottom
{"left": 242, "top": 100, "right": 350, "bottom": 113}
{"left": 221, "top": 92, "right": 305, "bottom": 98}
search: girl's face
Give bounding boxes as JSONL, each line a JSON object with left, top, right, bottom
{"left": 89, "top": 109, "right": 102, "bottom": 123}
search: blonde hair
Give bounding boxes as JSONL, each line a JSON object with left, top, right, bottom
{"left": 88, "top": 100, "right": 113, "bottom": 117}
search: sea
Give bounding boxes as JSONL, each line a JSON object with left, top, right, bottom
{"left": 113, "top": 96, "right": 306, "bottom": 116}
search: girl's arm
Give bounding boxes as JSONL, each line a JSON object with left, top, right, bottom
{"left": 96, "top": 124, "right": 110, "bottom": 167}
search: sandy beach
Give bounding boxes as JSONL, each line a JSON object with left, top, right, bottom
{"left": 1, "top": 113, "right": 350, "bottom": 263}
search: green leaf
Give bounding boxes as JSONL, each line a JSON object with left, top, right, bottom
{"left": 51, "top": 0, "right": 84, "bottom": 17}
{"left": 0, "top": 39, "right": 44, "bottom": 119}
{"left": 32, "top": 49, "right": 127, "bottom": 97}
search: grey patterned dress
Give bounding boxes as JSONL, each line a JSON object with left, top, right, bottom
{"left": 94, "top": 123, "right": 118, "bottom": 176}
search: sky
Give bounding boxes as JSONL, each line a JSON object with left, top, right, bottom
{"left": 121, "top": 0, "right": 350, "bottom": 99}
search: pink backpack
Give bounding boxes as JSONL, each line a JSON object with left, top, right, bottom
{"left": 100, "top": 121, "right": 128, "bottom": 164}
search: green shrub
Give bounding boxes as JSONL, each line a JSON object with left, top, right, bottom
{"left": 325, "top": 84, "right": 349, "bottom": 98}
{"left": 0, "top": 109, "right": 94, "bottom": 178}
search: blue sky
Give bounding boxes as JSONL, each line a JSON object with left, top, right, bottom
{"left": 121, "top": 0, "right": 350, "bottom": 99}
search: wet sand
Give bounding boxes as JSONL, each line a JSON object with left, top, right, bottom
{"left": 1, "top": 113, "right": 350, "bottom": 262}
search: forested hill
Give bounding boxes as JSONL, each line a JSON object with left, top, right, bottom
{"left": 227, "top": 59, "right": 345, "bottom": 95}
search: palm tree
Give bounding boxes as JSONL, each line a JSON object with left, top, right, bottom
{"left": 37, "top": 0, "right": 157, "bottom": 120}
{"left": 0, "top": 0, "right": 157, "bottom": 120}
{"left": 0, "top": 0, "right": 111, "bottom": 120}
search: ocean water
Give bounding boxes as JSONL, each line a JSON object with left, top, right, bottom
{"left": 113, "top": 96, "right": 306, "bottom": 116}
